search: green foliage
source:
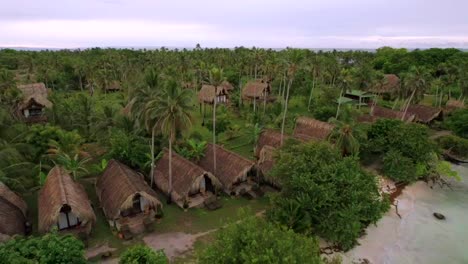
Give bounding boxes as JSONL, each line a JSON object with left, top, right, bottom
{"left": 119, "top": 245, "right": 167, "bottom": 264}
{"left": 108, "top": 129, "right": 150, "bottom": 169}
{"left": 365, "top": 119, "right": 436, "bottom": 182}
{"left": 436, "top": 135, "right": 468, "bottom": 159}
{"left": 0, "top": 232, "right": 86, "bottom": 264}
{"left": 205, "top": 107, "right": 232, "bottom": 136}
{"left": 267, "top": 142, "right": 389, "bottom": 250}
{"left": 445, "top": 109, "right": 468, "bottom": 139}
{"left": 25, "top": 124, "right": 84, "bottom": 161}
{"left": 176, "top": 139, "right": 207, "bottom": 161}
{"left": 198, "top": 216, "right": 322, "bottom": 264}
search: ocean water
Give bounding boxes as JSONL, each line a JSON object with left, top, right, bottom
{"left": 344, "top": 164, "right": 468, "bottom": 264}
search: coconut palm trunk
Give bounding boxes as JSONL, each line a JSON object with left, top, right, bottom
{"left": 402, "top": 88, "right": 416, "bottom": 121}
{"left": 307, "top": 75, "right": 316, "bottom": 111}
{"left": 168, "top": 128, "right": 174, "bottom": 202}
{"left": 150, "top": 126, "right": 156, "bottom": 187}
{"left": 280, "top": 78, "right": 293, "bottom": 145}
{"left": 213, "top": 86, "right": 217, "bottom": 174}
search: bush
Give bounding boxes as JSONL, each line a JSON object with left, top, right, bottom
{"left": 445, "top": 109, "right": 468, "bottom": 139}
{"left": 436, "top": 135, "right": 468, "bottom": 159}
{"left": 108, "top": 129, "right": 150, "bottom": 169}
{"left": 0, "top": 232, "right": 86, "bottom": 264}
{"left": 120, "top": 245, "right": 167, "bottom": 264}
{"left": 365, "top": 119, "right": 436, "bottom": 182}
{"left": 267, "top": 142, "right": 389, "bottom": 250}
{"left": 198, "top": 216, "right": 321, "bottom": 264}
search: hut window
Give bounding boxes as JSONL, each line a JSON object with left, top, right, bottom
{"left": 216, "top": 95, "right": 226, "bottom": 103}
{"left": 57, "top": 205, "right": 81, "bottom": 230}
{"left": 29, "top": 108, "right": 43, "bottom": 117}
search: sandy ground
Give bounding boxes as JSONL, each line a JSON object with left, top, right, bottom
{"left": 333, "top": 165, "right": 468, "bottom": 264}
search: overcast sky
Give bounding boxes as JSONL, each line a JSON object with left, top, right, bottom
{"left": 1, "top": 0, "right": 467, "bottom": 49}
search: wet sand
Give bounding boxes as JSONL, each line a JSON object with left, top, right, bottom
{"left": 341, "top": 164, "right": 468, "bottom": 264}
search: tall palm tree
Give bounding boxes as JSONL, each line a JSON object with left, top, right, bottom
{"left": 329, "top": 106, "right": 360, "bottom": 156}
{"left": 280, "top": 50, "right": 301, "bottom": 145}
{"left": 206, "top": 67, "right": 224, "bottom": 174}
{"left": 145, "top": 79, "right": 193, "bottom": 202}
{"left": 401, "top": 66, "right": 431, "bottom": 120}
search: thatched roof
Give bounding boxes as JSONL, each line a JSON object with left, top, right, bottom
{"left": 293, "top": 117, "right": 335, "bottom": 141}
{"left": 257, "top": 146, "right": 281, "bottom": 187}
{"left": 97, "top": 160, "right": 162, "bottom": 220}
{"left": 38, "top": 166, "right": 95, "bottom": 233}
{"left": 198, "top": 144, "right": 255, "bottom": 190}
{"left": 0, "top": 183, "right": 27, "bottom": 237}
{"left": 406, "top": 104, "right": 443, "bottom": 123}
{"left": 17, "top": 83, "right": 52, "bottom": 110}
{"left": 255, "top": 129, "right": 286, "bottom": 157}
{"left": 446, "top": 99, "right": 465, "bottom": 111}
{"left": 371, "top": 74, "right": 400, "bottom": 94}
{"left": 369, "top": 105, "right": 415, "bottom": 122}
{"left": 221, "top": 80, "right": 234, "bottom": 91}
{"left": 198, "top": 85, "right": 228, "bottom": 104}
{"left": 242, "top": 80, "right": 270, "bottom": 99}
{"left": 153, "top": 150, "right": 221, "bottom": 202}
{"left": 105, "top": 81, "right": 121, "bottom": 91}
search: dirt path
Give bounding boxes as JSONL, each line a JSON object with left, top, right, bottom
{"left": 85, "top": 243, "right": 117, "bottom": 260}
{"left": 143, "top": 210, "right": 266, "bottom": 260}
{"left": 429, "top": 130, "right": 452, "bottom": 139}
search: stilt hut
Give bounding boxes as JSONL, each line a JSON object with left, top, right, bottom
{"left": 38, "top": 166, "right": 95, "bottom": 236}
{"left": 154, "top": 150, "right": 222, "bottom": 209}
{"left": 293, "top": 117, "right": 335, "bottom": 142}
{"left": 242, "top": 80, "right": 274, "bottom": 102}
{"left": 197, "top": 144, "right": 256, "bottom": 196}
{"left": 198, "top": 84, "right": 229, "bottom": 105}
{"left": 17, "top": 83, "right": 52, "bottom": 123}
{"left": 96, "top": 160, "right": 162, "bottom": 235}
{"left": 0, "top": 183, "right": 28, "bottom": 242}
{"left": 406, "top": 105, "right": 443, "bottom": 124}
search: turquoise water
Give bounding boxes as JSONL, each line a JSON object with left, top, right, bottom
{"left": 345, "top": 164, "right": 468, "bottom": 264}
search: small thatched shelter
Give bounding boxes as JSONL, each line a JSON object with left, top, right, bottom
{"left": 0, "top": 183, "right": 28, "bottom": 241}
{"left": 255, "top": 129, "right": 287, "bottom": 158}
{"left": 105, "top": 81, "right": 121, "bottom": 92}
{"left": 257, "top": 145, "right": 281, "bottom": 188}
{"left": 198, "top": 84, "right": 229, "bottom": 105}
{"left": 293, "top": 117, "right": 335, "bottom": 142}
{"left": 371, "top": 74, "right": 400, "bottom": 99}
{"left": 198, "top": 144, "right": 256, "bottom": 195}
{"left": 17, "top": 83, "right": 52, "bottom": 122}
{"left": 38, "top": 166, "right": 95, "bottom": 235}
{"left": 154, "top": 150, "right": 222, "bottom": 209}
{"left": 97, "top": 160, "right": 162, "bottom": 235}
{"left": 242, "top": 80, "right": 273, "bottom": 101}
{"left": 221, "top": 80, "right": 234, "bottom": 92}
{"left": 445, "top": 99, "right": 465, "bottom": 113}
{"left": 406, "top": 105, "right": 443, "bottom": 124}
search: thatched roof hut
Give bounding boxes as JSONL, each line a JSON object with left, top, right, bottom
{"left": 293, "top": 117, "right": 335, "bottom": 142}
{"left": 445, "top": 99, "right": 465, "bottom": 112}
{"left": 17, "top": 83, "right": 52, "bottom": 110}
{"left": 221, "top": 80, "right": 234, "bottom": 91}
{"left": 359, "top": 105, "right": 415, "bottom": 123}
{"left": 406, "top": 104, "right": 443, "bottom": 123}
{"left": 0, "top": 183, "right": 28, "bottom": 240}
{"left": 154, "top": 150, "right": 222, "bottom": 208}
{"left": 38, "top": 166, "right": 95, "bottom": 234}
{"left": 242, "top": 80, "right": 271, "bottom": 100}
{"left": 197, "top": 144, "right": 255, "bottom": 193}
{"left": 105, "top": 81, "right": 121, "bottom": 92}
{"left": 198, "top": 84, "right": 228, "bottom": 104}
{"left": 97, "top": 160, "right": 162, "bottom": 221}
{"left": 371, "top": 74, "right": 400, "bottom": 95}
{"left": 255, "top": 129, "right": 287, "bottom": 157}
{"left": 257, "top": 145, "right": 281, "bottom": 187}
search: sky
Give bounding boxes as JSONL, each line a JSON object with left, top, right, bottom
{"left": 1, "top": 0, "right": 468, "bottom": 49}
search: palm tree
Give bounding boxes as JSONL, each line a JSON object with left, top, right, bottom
{"left": 329, "top": 106, "right": 360, "bottom": 156}
{"left": 206, "top": 67, "right": 224, "bottom": 174}
{"left": 280, "top": 50, "right": 302, "bottom": 145}
{"left": 53, "top": 153, "right": 90, "bottom": 180}
{"left": 145, "top": 79, "right": 193, "bottom": 202}
{"left": 401, "top": 66, "right": 431, "bottom": 120}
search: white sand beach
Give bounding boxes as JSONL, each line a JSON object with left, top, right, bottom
{"left": 340, "top": 164, "right": 468, "bottom": 264}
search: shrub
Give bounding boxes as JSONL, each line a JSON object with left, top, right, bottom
{"left": 120, "top": 245, "right": 167, "bottom": 264}
{"left": 436, "top": 135, "right": 468, "bottom": 159}
{"left": 445, "top": 109, "right": 468, "bottom": 139}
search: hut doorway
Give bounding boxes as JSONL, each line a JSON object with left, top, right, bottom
{"left": 204, "top": 175, "right": 215, "bottom": 194}
{"left": 57, "top": 204, "right": 80, "bottom": 230}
